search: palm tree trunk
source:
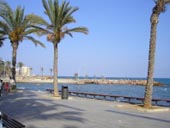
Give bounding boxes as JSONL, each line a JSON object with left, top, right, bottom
{"left": 53, "top": 43, "right": 59, "bottom": 97}
{"left": 12, "top": 42, "right": 18, "bottom": 87}
{"left": 144, "top": 13, "right": 158, "bottom": 108}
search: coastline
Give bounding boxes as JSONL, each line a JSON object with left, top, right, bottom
{"left": 16, "top": 76, "right": 162, "bottom": 86}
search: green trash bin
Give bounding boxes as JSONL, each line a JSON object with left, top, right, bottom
{"left": 62, "top": 86, "right": 68, "bottom": 99}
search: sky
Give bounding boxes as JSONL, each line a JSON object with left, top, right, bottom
{"left": 0, "top": 0, "right": 170, "bottom": 78}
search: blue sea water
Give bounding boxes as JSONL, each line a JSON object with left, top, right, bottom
{"left": 17, "top": 77, "right": 170, "bottom": 106}
{"left": 17, "top": 77, "right": 170, "bottom": 99}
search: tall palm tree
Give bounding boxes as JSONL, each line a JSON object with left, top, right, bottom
{"left": 41, "top": 67, "right": 44, "bottom": 77}
{"left": 50, "top": 68, "right": 53, "bottom": 77}
{"left": 74, "top": 73, "right": 78, "bottom": 80}
{"left": 0, "top": 2, "right": 45, "bottom": 86}
{"left": 33, "top": 0, "right": 88, "bottom": 96}
{"left": 144, "top": 0, "right": 170, "bottom": 108}
{"left": 30, "top": 67, "right": 33, "bottom": 76}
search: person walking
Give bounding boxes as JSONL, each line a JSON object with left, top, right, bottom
{"left": 4, "top": 82, "right": 10, "bottom": 93}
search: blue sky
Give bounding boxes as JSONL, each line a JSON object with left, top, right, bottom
{"left": 1, "top": 0, "right": 170, "bottom": 78}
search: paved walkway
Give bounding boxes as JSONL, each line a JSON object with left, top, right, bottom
{"left": 0, "top": 90, "right": 170, "bottom": 128}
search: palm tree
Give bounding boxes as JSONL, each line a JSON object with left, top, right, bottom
{"left": 0, "top": 2, "right": 45, "bottom": 86}
{"left": 18, "top": 62, "right": 24, "bottom": 76}
{"left": 30, "top": 67, "right": 33, "bottom": 76}
{"left": 33, "top": 0, "right": 88, "bottom": 96}
{"left": 74, "top": 73, "right": 78, "bottom": 80}
{"left": 50, "top": 68, "right": 53, "bottom": 77}
{"left": 41, "top": 67, "right": 44, "bottom": 77}
{"left": 144, "top": 0, "right": 170, "bottom": 108}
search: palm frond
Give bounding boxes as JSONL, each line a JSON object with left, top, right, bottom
{"left": 64, "top": 27, "right": 89, "bottom": 36}
{"left": 64, "top": 32, "right": 73, "bottom": 38}
{"left": 42, "top": 0, "right": 54, "bottom": 26}
{"left": 26, "top": 14, "right": 49, "bottom": 26}
{"left": 0, "top": 20, "right": 10, "bottom": 33}
{"left": 25, "top": 36, "right": 45, "bottom": 48}
{"left": 24, "top": 28, "right": 42, "bottom": 35}
{"left": 28, "top": 25, "right": 52, "bottom": 36}
{"left": 0, "top": 40, "right": 3, "bottom": 47}
{"left": 15, "top": 6, "right": 24, "bottom": 28}
{"left": 61, "top": 5, "right": 78, "bottom": 26}
{"left": 0, "top": 3, "right": 14, "bottom": 31}
{"left": 0, "top": 1, "right": 12, "bottom": 15}
{"left": 0, "top": 2, "right": 7, "bottom": 16}
{"left": 54, "top": 0, "right": 59, "bottom": 28}
{"left": 5, "top": 4, "right": 15, "bottom": 29}
{"left": 0, "top": 35, "right": 6, "bottom": 47}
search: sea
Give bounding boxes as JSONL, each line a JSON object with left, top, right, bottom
{"left": 17, "top": 77, "right": 170, "bottom": 106}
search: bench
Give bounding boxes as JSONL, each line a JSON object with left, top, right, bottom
{"left": 46, "top": 89, "right": 54, "bottom": 93}
{"left": 0, "top": 112, "right": 25, "bottom": 128}
{"left": 46, "top": 89, "right": 170, "bottom": 106}
{"left": 152, "top": 98, "right": 170, "bottom": 105}
{"left": 124, "top": 96, "right": 138, "bottom": 102}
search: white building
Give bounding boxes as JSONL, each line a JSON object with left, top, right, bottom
{"left": 21, "top": 66, "right": 31, "bottom": 76}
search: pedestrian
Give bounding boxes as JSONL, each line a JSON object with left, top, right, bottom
{"left": 0, "top": 79, "right": 3, "bottom": 96}
{"left": 4, "top": 82, "right": 10, "bottom": 93}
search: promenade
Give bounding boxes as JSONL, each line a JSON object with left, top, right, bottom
{"left": 0, "top": 90, "right": 170, "bottom": 128}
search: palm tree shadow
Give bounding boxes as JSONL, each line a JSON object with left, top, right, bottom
{"left": 0, "top": 90, "right": 87, "bottom": 126}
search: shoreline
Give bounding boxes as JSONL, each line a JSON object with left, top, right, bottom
{"left": 15, "top": 76, "right": 162, "bottom": 86}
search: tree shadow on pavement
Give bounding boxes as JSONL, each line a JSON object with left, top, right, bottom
{"left": 0, "top": 90, "right": 87, "bottom": 127}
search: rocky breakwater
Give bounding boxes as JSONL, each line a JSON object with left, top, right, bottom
{"left": 16, "top": 76, "right": 163, "bottom": 86}
{"left": 83, "top": 79, "right": 163, "bottom": 86}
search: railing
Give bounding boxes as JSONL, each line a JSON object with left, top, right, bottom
{"left": 46, "top": 89, "right": 170, "bottom": 106}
